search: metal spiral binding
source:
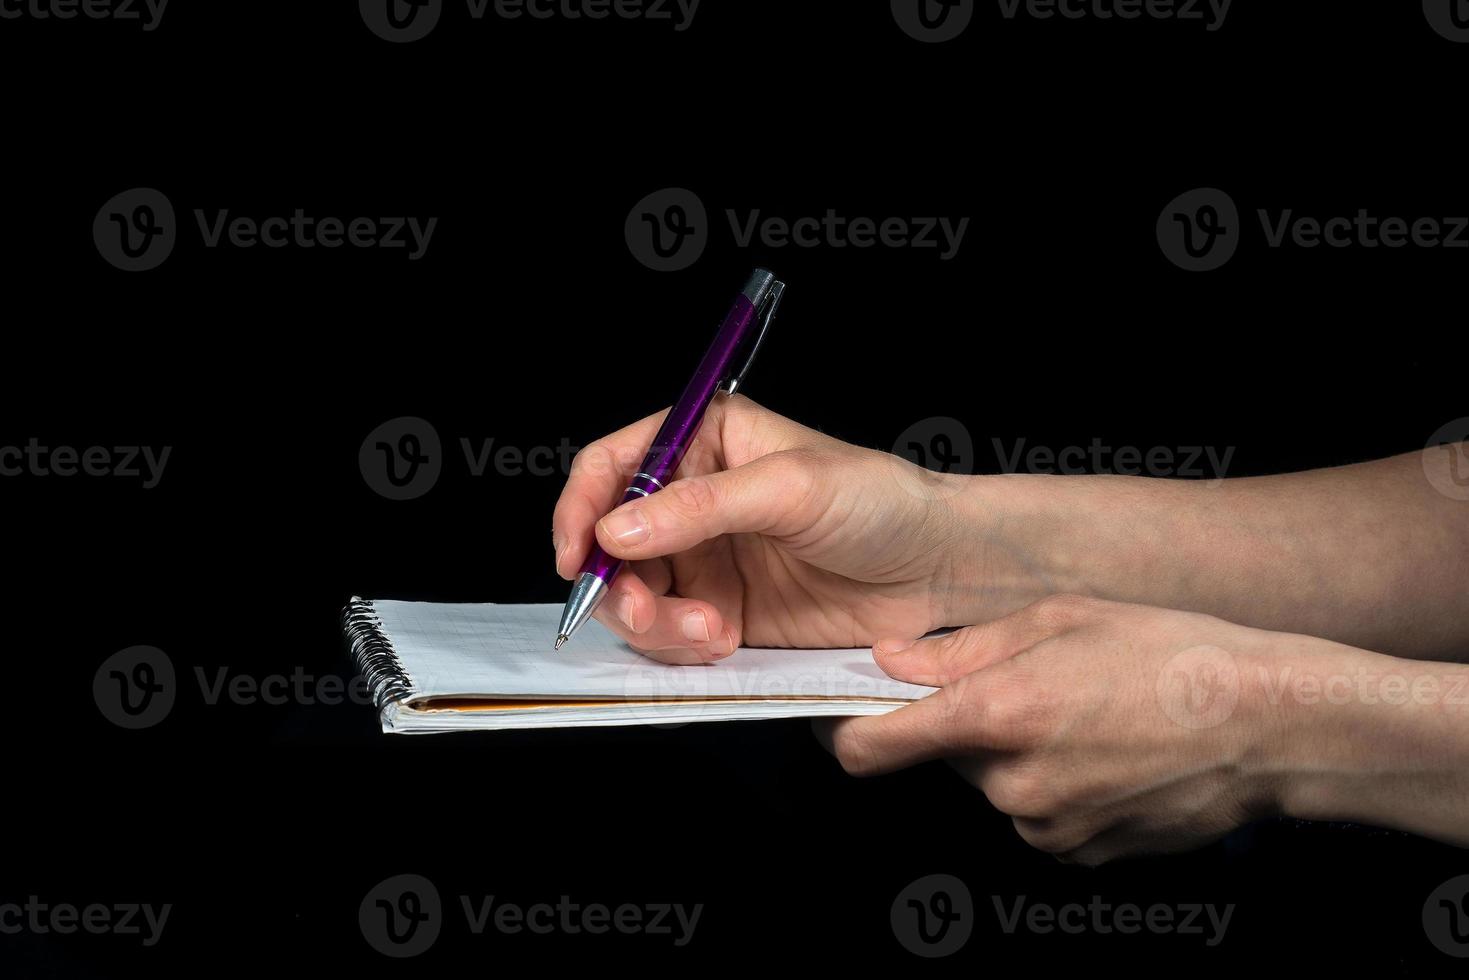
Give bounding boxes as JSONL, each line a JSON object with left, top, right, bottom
{"left": 342, "top": 596, "right": 416, "bottom": 709}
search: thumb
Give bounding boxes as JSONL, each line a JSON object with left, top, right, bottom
{"left": 594, "top": 451, "right": 826, "bottom": 561}
{"left": 874, "top": 605, "right": 1065, "bottom": 686}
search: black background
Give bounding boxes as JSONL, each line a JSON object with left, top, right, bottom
{"left": 1, "top": 0, "right": 1465, "bottom": 975}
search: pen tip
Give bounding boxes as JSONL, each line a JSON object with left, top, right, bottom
{"left": 554, "top": 634, "right": 568, "bottom": 651}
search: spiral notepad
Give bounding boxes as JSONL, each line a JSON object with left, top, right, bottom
{"left": 342, "top": 597, "right": 937, "bottom": 734}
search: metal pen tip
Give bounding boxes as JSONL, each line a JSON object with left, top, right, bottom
{"left": 554, "top": 634, "right": 569, "bottom": 651}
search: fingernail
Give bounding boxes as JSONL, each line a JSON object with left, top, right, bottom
{"left": 707, "top": 627, "right": 737, "bottom": 660}
{"left": 681, "top": 610, "right": 711, "bottom": 644}
{"left": 615, "top": 592, "right": 636, "bottom": 631}
{"left": 552, "top": 534, "right": 566, "bottom": 571}
{"left": 876, "top": 638, "right": 915, "bottom": 655}
{"left": 599, "top": 507, "right": 650, "bottom": 546}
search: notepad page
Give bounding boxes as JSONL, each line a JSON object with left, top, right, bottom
{"left": 369, "top": 600, "right": 936, "bottom": 704}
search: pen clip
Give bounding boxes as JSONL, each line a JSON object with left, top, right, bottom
{"left": 723, "top": 277, "right": 785, "bottom": 397}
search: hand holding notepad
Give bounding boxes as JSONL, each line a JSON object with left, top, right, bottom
{"left": 343, "top": 598, "right": 937, "bottom": 733}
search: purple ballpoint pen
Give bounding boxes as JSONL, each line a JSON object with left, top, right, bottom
{"left": 555, "top": 268, "right": 787, "bottom": 649}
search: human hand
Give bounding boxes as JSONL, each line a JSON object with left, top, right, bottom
{"left": 551, "top": 395, "right": 993, "bottom": 662}
{"left": 816, "top": 595, "right": 1469, "bottom": 862}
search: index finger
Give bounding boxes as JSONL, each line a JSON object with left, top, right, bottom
{"left": 814, "top": 685, "right": 973, "bottom": 778}
{"left": 815, "top": 667, "right": 1020, "bottom": 777}
{"left": 552, "top": 408, "right": 668, "bottom": 579}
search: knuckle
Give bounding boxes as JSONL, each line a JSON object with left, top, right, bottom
{"left": 979, "top": 678, "right": 1053, "bottom": 749}
{"left": 937, "top": 674, "right": 981, "bottom": 731}
{"left": 935, "top": 627, "right": 974, "bottom": 657}
{"left": 571, "top": 441, "right": 617, "bottom": 479}
{"left": 984, "top": 767, "right": 1056, "bottom": 818}
{"left": 1030, "top": 593, "right": 1103, "bottom": 630}
{"left": 928, "top": 643, "right": 963, "bottom": 681}
{"left": 661, "top": 476, "right": 719, "bottom": 523}
{"left": 767, "top": 449, "right": 827, "bottom": 509}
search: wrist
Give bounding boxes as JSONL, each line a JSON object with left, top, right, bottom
{"left": 940, "top": 472, "right": 1134, "bottom": 624}
{"left": 1246, "top": 636, "right": 1469, "bottom": 839}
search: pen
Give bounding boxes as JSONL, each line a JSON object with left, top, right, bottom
{"left": 555, "top": 268, "right": 787, "bottom": 649}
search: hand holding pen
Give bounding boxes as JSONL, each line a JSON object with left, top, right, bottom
{"left": 551, "top": 270, "right": 984, "bottom": 659}
{"left": 555, "top": 269, "right": 786, "bottom": 648}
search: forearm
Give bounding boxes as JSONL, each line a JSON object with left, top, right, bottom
{"left": 1251, "top": 636, "right": 1469, "bottom": 847}
{"left": 949, "top": 450, "right": 1469, "bottom": 661}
